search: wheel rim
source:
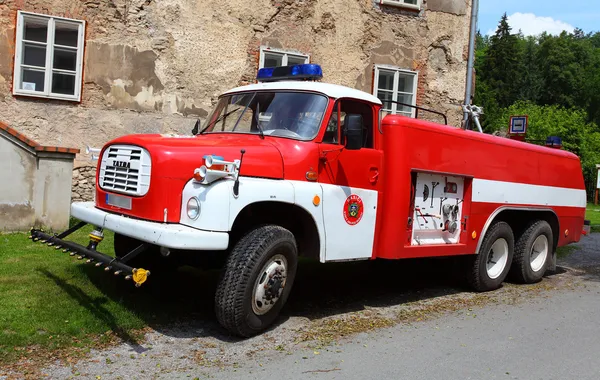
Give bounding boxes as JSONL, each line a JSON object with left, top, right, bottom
{"left": 530, "top": 235, "right": 549, "bottom": 272}
{"left": 486, "top": 238, "right": 509, "bottom": 279}
{"left": 252, "top": 254, "right": 288, "bottom": 315}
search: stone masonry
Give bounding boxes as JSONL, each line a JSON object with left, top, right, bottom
{"left": 0, "top": 0, "right": 472, "bottom": 201}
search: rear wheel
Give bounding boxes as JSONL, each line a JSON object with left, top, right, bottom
{"left": 467, "top": 221, "right": 514, "bottom": 291}
{"left": 509, "top": 220, "right": 553, "bottom": 284}
{"left": 215, "top": 225, "right": 298, "bottom": 337}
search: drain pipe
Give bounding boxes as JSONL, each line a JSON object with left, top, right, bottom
{"left": 462, "top": 0, "right": 479, "bottom": 129}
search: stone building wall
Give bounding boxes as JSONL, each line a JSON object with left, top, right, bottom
{"left": 0, "top": 0, "right": 472, "bottom": 201}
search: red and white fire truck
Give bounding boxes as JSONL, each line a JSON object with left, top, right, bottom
{"left": 30, "top": 64, "right": 589, "bottom": 337}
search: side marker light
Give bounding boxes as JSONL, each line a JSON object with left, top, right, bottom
{"left": 313, "top": 195, "right": 321, "bottom": 207}
{"left": 471, "top": 231, "right": 477, "bottom": 239}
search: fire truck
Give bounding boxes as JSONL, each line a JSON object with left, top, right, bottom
{"left": 30, "top": 64, "right": 589, "bottom": 337}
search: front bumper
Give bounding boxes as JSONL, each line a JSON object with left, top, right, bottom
{"left": 71, "top": 202, "right": 230, "bottom": 250}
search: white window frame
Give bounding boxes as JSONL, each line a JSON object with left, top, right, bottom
{"left": 13, "top": 11, "right": 86, "bottom": 102}
{"left": 259, "top": 46, "right": 309, "bottom": 69}
{"left": 373, "top": 64, "right": 419, "bottom": 118}
{"left": 379, "top": 0, "right": 422, "bottom": 11}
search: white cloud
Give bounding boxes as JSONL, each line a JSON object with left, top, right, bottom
{"left": 485, "top": 12, "right": 575, "bottom": 36}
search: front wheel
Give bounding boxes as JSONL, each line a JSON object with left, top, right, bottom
{"left": 214, "top": 225, "right": 298, "bottom": 337}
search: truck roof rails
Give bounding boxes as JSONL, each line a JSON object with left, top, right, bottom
{"left": 385, "top": 100, "right": 448, "bottom": 125}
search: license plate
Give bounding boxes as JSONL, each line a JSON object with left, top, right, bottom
{"left": 106, "top": 193, "right": 132, "bottom": 210}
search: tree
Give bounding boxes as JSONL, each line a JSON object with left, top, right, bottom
{"left": 479, "top": 13, "right": 524, "bottom": 109}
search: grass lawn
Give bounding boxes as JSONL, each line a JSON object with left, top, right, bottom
{"left": 0, "top": 224, "right": 220, "bottom": 369}
{"left": 586, "top": 203, "right": 600, "bottom": 232}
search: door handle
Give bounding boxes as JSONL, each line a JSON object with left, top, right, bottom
{"left": 369, "top": 167, "right": 379, "bottom": 184}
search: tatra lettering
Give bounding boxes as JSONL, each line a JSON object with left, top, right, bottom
{"left": 113, "top": 160, "right": 131, "bottom": 169}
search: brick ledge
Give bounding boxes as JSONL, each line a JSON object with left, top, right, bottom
{"left": 0, "top": 120, "right": 80, "bottom": 154}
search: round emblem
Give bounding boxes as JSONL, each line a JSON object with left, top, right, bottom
{"left": 343, "top": 194, "right": 364, "bottom": 225}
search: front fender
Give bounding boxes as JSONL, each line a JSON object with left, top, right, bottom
{"left": 179, "top": 177, "right": 295, "bottom": 232}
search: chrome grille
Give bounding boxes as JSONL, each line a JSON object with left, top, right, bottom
{"left": 99, "top": 145, "right": 151, "bottom": 196}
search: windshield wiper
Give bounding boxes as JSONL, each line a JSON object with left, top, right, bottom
{"left": 199, "top": 107, "right": 243, "bottom": 135}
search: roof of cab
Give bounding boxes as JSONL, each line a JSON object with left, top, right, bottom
{"left": 222, "top": 81, "right": 383, "bottom": 105}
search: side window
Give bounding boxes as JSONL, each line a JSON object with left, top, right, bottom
{"left": 322, "top": 102, "right": 344, "bottom": 144}
{"left": 340, "top": 99, "right": 374, "bottom": 149}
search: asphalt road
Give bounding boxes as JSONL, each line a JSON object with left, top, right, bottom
{"left": 208, "top": 279, "right": 600, "bottom": 380}
{"left": 27, "top": 233, "right": 600, "bottom": 379}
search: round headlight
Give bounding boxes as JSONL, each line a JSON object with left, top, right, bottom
{"left": 186, "top": 197, "right": 200, "bottom": 220}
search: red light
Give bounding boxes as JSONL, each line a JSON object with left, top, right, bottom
{"left": 193, "top": 168, "right": 204, "bottom": 182}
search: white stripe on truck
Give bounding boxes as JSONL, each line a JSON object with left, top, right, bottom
{"left": 472, "top": 179, "right": 587, "bottom": 208}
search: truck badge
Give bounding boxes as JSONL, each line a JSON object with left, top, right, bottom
{"left": 113, "top": 160, "right": 130, "bottom": 169}
{"left": 343, "top": 194, "right": 364, "bottom": 225}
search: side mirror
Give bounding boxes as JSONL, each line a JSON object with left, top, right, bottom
{"left": 191, "top": 119, "right": 200, "bottom": 135}
{"left": 343, "top": 114, "right": 363, "bottom": 150}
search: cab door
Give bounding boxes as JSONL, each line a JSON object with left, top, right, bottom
{"left": 318, "top": 98, "right": 383, "bottom": 261}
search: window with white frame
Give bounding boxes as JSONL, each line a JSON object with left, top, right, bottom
{"left": 259, "top": 47, "right": 309, "bottom": 69}
{"left": 380, "top": 0, "right": 422, "bottom": 10}
{"left": 373, "top": 65, "right": 418, "bottom": 117}
{"left": 13, "top": 11, "right": 86, "bottom": 101}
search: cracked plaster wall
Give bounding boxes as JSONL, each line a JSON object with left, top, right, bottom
{"left": 0, "top": 0, "right": 471, "bottom": 201}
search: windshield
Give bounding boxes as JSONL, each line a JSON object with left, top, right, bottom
{"left": 201, "top": 91, "right": 329, "bottom": 141}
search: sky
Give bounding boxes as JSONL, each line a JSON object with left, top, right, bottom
{"left": 478, "top": 0, "right": 600, "bottom": 36}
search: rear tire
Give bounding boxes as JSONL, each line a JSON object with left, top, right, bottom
{"left": 467, "top": 221, "right": 514, "bottom": 292}
{"left": 215, "top": 225, "right": 298, "bottom": 337}
{"left": 509, "top": 220, "right": 553, "bottom": 284}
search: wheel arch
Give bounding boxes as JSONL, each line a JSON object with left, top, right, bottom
{"left": 229, "top": 201, "right": 321, "bottom": 260}
{"left": 476, "top": 207, "right": 560, "bottom": 255}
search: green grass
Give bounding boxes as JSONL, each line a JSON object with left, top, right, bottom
{"left": 0, "top": 225, "right": 220, "bottom": 367}
{"left": 586, "top": 203, "right": 600, "bottom": 232}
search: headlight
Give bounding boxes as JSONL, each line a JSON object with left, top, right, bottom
{"left": 186, "top": 197, "right": 200, "bottom": 220}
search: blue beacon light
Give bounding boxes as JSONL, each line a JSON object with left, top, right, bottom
{"left": 256, "top": 64, "right": 323, "bottom": 82}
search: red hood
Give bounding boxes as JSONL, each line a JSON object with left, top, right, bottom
{"left": 105, "top": 133, "right": 285, "bottom": 180}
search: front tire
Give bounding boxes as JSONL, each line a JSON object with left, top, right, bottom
{"left": 509, "top": 220, "right": 553, "bottom": 284}
{"left": 215, "top": 225, "right": 298, "bottom": 337}
{"left": 467, "top": 221, "right": 514, "bottom": 291}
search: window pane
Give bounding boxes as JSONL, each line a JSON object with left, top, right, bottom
{"left": 23, "top": 17, "right": 48, "bottom": 42}
{"left": 377, "top": 71, "right": 394, "bottom": 91}
{"left": 403, "top": 0, "right": 417, "bottom": 4}
{"left": 377, "top": 90, "right": 393, "bottom": 111}
{"left": 398, "top": 94, "right": 414, "bottom": 113}
{"left": 53, "top": 47, "right": 77, "bottom": 71}
{"left": 51, "top": 72, "right": 76, "bottom": 95}
{"left": 397, "top": 73, "right": 415, "bottom": 93}
{"left": 54, "top": 22, "right": 79, "bottom": 47}
{"left": 21, "top": 68, "right": 45, "bottom": 91}
{"left": 287, "top": 56, "right": 306, "bottom": 66}
{"left": 263, "top": 52, "right": 283, "bottom": 68}
{"left": 23, "top": 43, "right": 46, "bottom": 67}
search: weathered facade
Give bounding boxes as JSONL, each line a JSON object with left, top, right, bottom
{"left": 0, "top": 0, "right": 472, "bottom": 202}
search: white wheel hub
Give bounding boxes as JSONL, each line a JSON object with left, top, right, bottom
{"left": 252, "top": 254, "right": 288, "bottom": 315}
{"left": 530, "top": 235, "right": 549, "bottom": 272}
{"left": 486, "top": 238, "right": 509, "bottom": 279}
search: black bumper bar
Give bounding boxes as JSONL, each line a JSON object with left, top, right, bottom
{"left": 29, "top": 223, "right": 150, "bottom": 287}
